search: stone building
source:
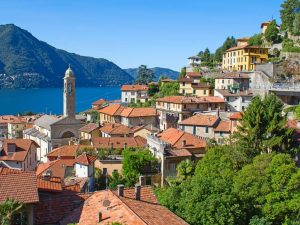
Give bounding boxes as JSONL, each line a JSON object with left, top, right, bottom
{"left": 24, "top": 66, "right": 84, "bottom": 162}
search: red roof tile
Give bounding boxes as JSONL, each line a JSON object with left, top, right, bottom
{"left": 158, "top": 128, "right": 206, "bottom": 149}
{"left": 229, "top": 112, "right": 243, "bottom": 120}
{"left": 47, "top": 145, "right": 79, "bottom": 158}
{"left": 37, "top": 177, "right": 63, "bottom": 192}
{"left": 0, "top": 139, "right": 38, "bottom": 162}
{"left": 214, "top": 121, "right": 231, "bottom": 132}
{"left": 92, "top": 136, "right": 147, "bottom": 149}
{"left": 74, "top": 154, "right": 97, "bottom": 166}
{"left": 120, "top": 107, "right": 157, "bottom": 117}
{"left": 0, "top": 170, "right": 39, "bottom": 204}
{"left": 92, "top": 98, "right": 106, "bottom": 106}
{"left": 179, "top": 114, "right": 219, "bottom": 126}
{"left": 36, "top": 159, "right": 74, "bottom": 179}
{"left": 100, "top": 123, "right": 133, "bottom": 136}
{"left": 79, "top": 123, "right": 99, "bottom": 133}
{"left": 121, "top": 84, "right": 149, "bottom": 91}
{"left": 156, "top": 96, "right": 224, "bottom": 104}
{"left": 98, "top": 104, "right": 125, "bottom": 116}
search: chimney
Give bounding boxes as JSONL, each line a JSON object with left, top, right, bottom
{"left": 139, "top": 175, "right": 146, "bottom": 186}
{"left": 98, "top": 212, "right": 102, "bottom": 222}
{"left": 117, "top": 184, "right": 124, "bottom": 197}
{"left": 182, "top": 140, "right": 186, "bottom": 147}
{"left": 135, "top": 184, "right": 141, "bottom": 200}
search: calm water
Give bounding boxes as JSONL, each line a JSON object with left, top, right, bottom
{"left": 0, "top": 87, "right": 121, "bottom": 115}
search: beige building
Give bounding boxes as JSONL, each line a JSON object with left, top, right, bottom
{"left": 156, "top": 96, "right": 225, "bottom": 130}
{"left": 79, "top": 123, "right": 100, "bottom": 140}
{"left": 179, "top": 78, "right": 213, "bottom": 96}
{"left": 95, "top": 157, "right": 123, "bottom": 176}
{"left": 214, "top": 73, "right": 250, "bottom": 90}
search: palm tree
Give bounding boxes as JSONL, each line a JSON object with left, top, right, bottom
{"left": 0, "top": 198, "right": 24, "bottom": 225}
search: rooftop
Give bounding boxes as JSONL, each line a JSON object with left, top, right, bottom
{"left": 156, "top": 96, "right": 225, "bottom": 104}
{"left": 74, "top": 153, "right": 97, "bottom": 166}
{"left": 229, "top": 112, "right": 243, "bottom": 120}
{"left": 92, "top": 136, "right": 147, "bottom": 149}
{"left": 100, "top": 123, "right": 133, "bottom": 136}
{"left": 215, "top": 89, "right": 253, "bottom": 97}
{"left": 36, "top": 159, "right": 75, "bottom": 178}
{"left": 46, "top": 145, "right": 79, "bottom": 159}
{"left": 214, "top": 121, "right": 231, "bottom": 132}
{"left": 34, "top": 115, "right": 59, "bottom": 130}
{"left": 120, "top": 107, "right": 157, "bottom": 118}
{"left": 179, "top": 114, "right": 220, "bottom": 127}
{"left": 121, "top": 84, "right": 149, "bottom": 91}
{"left": 215, "top": 73, "right": 250, "bottom": 79}
{"left": 98, "top": 104, "right": 125, "bottom": 116}
{"left": 79, "top": 123, "right": 99, "bottom": 133}
{"left": 0, "top": 169, "right": 39, "bottom": 204}
{"left": 225, "top": 44, "right": 269, "bottom": 52}
{"left": 0, "top": 139, "right": 39, "bottom": 162}
{"left": 91, "top": 98, "right": 106, "bottom": 106}
{"left": 158, "top": 128, "right": 206, "bottom": 149}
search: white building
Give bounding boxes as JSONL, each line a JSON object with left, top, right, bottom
{"left": 121, "top": 85, "right": 149, "bottom": 104}
{"left": 0, "top": 139, "right": 38, "bottom": 171}
{"left": 188, "top": 55, "right": 201, "bottom": 67}
{"left": 214, "top": 89, "right": 253, "bottom": 112}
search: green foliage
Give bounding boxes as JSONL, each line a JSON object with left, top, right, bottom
{"left": 280, "top": 0, "right": 300, "bottom": 32}
{"left": 282, "top": 38, "right": 300, "bottom": 52}
{"left": 248, "top": 34, "right": 263, "bottom": 46}
{"left": 155, "top": 81, "right": 179, "bottom": 97}
{"left": 295, "top": 104, "right": 300, "bottom": 119}
{"left": 233, "top": 94, "right": 297, "bottom": 157}
{"left": 89, "top": 110, "right": 100, "bottom": 123}
{"left": 135, "top": 65, "right": 155, "bottom": 84}
{"left": 148, "top": 83, "right": 159, "bottom": 96}
{"left": 176, "top": 159, "right": 195, "bottom": 181}
{"left": 234, "top": 153, "right": 300, "bottom": 224}
{"left": 0, "top": 198, "right": 25, "bottom": 225}
{"left": 109, "top": 170, "right": 125, "bottom": 189}
{"left": 122, "top": 149, "right": 158, "bottom": 187}
{"left": 0, "top": 24, "right": 133, "bottom": 88}
{"left": 215, "top": 36, "right": 237, "bottom": 62}
{"left": 179, "top": 67, "right": 186, "bottom": 78}
{"left": 264, "top": 20, "right": 280, "bottom": 43}
{"left": 293, "top": 13, "right": 300, "bottom": 35}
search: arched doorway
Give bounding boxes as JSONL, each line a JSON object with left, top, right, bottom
{"left": 61, "top": 131, "right": 75, "bottom": 138}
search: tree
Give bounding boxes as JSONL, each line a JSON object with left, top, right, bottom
{"left": 264, "top": 20, "right": 279, "bottom": 43}
{"left": 156, "top": 81, "right": 179, "bottom": 97}
{"left": 248, "top": 34, "right": 263, "bottom": 46}
{"left": 135, "top": 65, "right": 155, "bottom": 84}
{"left": 215, "top": 36, "right": 237, "bottom": 62}
{"left": 176, "top": 159, "right": 195, "bottom": 181}
{"left": 179, "top": 67, "right": 186, "bottom": 78}
{"left": 280, "top": 0, "right": 300, "bottom": 32}
{"left": 122, "top": 149, "right": 158, "bottom": 187}
{"left": 293, "top": 12, "right": 300, "bottom": 35}
{"left": 233, "top": 94, "right": 297, "bottom": 157}
{"left": 0, "top": 198, "right": 24, "bottom": 225}
{"left": 234, "top": 153, "right": 300, "bottom": 224}
{"left": 109, "top": 170, "right": 125, "bottom": 189}
{"left": 148, "top": 83, "right": 159, "bottom": 96}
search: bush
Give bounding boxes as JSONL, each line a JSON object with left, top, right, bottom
{"left": 282, "top": 38, "right": 300, "bottom": 53}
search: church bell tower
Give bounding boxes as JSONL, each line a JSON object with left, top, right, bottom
{"left": 63, "top": 65, "right": 76, "bottom": 118}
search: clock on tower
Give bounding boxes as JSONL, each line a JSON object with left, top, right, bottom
{"left": 63, "top": 65, "right": 76, "bottom": 118}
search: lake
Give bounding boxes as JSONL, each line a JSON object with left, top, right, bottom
{"left": 0, "top": 87, "right": 121, "bottom": 115}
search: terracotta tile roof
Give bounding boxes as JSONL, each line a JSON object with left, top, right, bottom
{"left": 229, "top": 112, "right": 243, "bottom": 120}
{"left": 92, "top": 98, "right": 106, "bottom": 106}
{"left": 237, "top": 37, "right": 250, "bottom": 41}
{"left": 179, "top": 114, "right": 219, "bottom": 126}
{"left": 36, "top": 159, "right": 75, "bottom": 178}
{"left": 214, "top": 121, "right": 231, "bottom": 132}
{"left": 61, "top": 186, "right": 188, "bottom": 225}
{"left": 35, "top": 191, "right": 92, "bottom": 225}
{"left": 74, "top": 154, "right": 97, "bottom": 166}
{"left": 161, "top": 78, "right": 176, "bottom": 82}
{"left": 186, "top": 71, "right": 202, "bottom": 77}
{"left": 166, "top": 149, "right": 192, "bottom": 157}
{"left": 0, "top": 170, "right": 39, "bottom": 204}
{"left": 120, "top": 107, "right": 157, "bottom": 118}
{"left": 92, "top": 136, "right": 147, "bottom": 149}
{"left": 226, "top": 44, "right": 268, "bottom": 52}
{"left": 121, "top": 84, "right": 149, "bottom": 91}
{"left": 37, "top": 177, "right": 63, "bottom": 192}
{"left": 191, "top": 82, "right": 212, "bottom": 89}
{"left": 215, "top": 73, "right": 250, "bottom": 79}
{"left": 100, "top": 123, "right": 133, "bottom": 135}
{"left": 98, "top": 104, "right": 125, "bottom": 116}
{"left": 79, "top": 123, "right": 99, "bottom": 133}
{"left": 0, "top": 139, "right": 38, "bottom": 162}
{"left": 47, "top": 145, "right": 79, "bottom": 159}
{"left": 215, "top": 89, "right": 253, "bottom": 97}
{"left": 0, "top": 167, "right": 22, "bottom": 175}
{"left": 158, "top": 128, "right": 206, "bottom": 149}
{"left": 156, "top": 96, "right": 224, "bottom": 104}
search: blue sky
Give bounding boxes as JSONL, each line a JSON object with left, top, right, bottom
{"left": 1, "top": 0, "right": 282, "bottom": 71}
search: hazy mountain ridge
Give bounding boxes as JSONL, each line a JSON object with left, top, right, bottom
{"left": 125, "top": 67, "right": 179, "bottom": 81}
{"left": 0, "top": 24, "right": 134, "bottom": 88}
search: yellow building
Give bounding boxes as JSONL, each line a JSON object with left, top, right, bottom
{"left": 179, "top": 78, "right": 213, "bottom": 97}
{"left": 222, "top": 37, "right": 268, "bottom": 71}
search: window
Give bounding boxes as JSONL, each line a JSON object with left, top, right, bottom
{"left": 182, "top": 89, "right": 185, "bottom": 95}
{"left": 193, "top": 126, "right": 196, "bottom": 135}
{"left": 205, "top": 127, "right": 209, "bottom": 133}
{"left": 183, "top": 104, "right": 186, "bottom": 109}
{"left": 220, "top": 131, "right": 223, "bottom": 137}
{"left": 182, "top": 82, "right": 185, "bottom": 87}
{"left": 222, "top": 80, "right": 224, "bottom": 84}
{"left": 203, "top": 89, "right": 206, "bottom": 95}
{"left": 103, "top": 168, "right": 107, "bottom": 175}
{"left": 125, "top": 98, "right": 128, "bottom": 102}
{"left": 193, "top": 89, "right": 196, "bottom": 95}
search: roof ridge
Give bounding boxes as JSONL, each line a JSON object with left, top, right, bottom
{"left": 172, "top": 130, "right": 185, "bottom": 146}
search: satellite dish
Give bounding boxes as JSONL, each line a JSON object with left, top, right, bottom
{"left": 103, "top": 199, "right": 111, "bottom": 207}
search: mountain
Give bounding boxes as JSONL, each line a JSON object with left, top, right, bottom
{"left": 0, "top": 24, "right": 133, "bottom": 88}
{"left": 125, "top": 67, "right": 179, "bottom": 81}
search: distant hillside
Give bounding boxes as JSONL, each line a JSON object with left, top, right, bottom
{"left": 125, "top": 67, "right": 179, "bottom": 81}
{"left": 0, "top": 24, "right": 133, "bottom": 88}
